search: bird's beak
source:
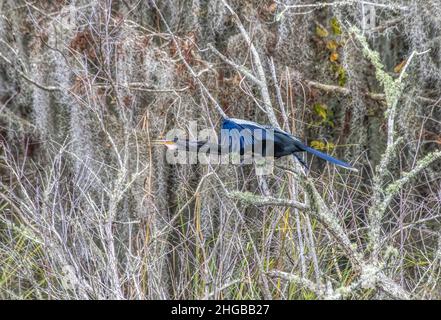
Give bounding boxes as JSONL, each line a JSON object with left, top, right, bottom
{"left": 151, "top": 139, "right": 172, "bottom": 145}
{"left": 151, "top": 139, "right": 178, "bottom": 150}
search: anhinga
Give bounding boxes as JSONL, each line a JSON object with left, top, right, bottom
{"left": 154, "top": 118, "right": 357, "bottom": 172}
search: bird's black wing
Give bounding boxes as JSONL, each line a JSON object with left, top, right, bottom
{"left": 221, "top": 118, "right": 272, "bottom": 155}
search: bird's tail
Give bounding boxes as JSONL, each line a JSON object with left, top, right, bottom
{"left": 302, "top": 145, "right": 358, "bottom": 172}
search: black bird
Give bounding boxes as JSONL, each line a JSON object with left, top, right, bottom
{"left": 154, "top": 118, "right": 357, "bottom": 172}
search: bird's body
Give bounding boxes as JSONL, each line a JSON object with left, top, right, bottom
{"left": 221, "top": 118, "right": 357, "bottom": 171}
{"left": 154, "top": 118, "right": 357, "bottom": 172}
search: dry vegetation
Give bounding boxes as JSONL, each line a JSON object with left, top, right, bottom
{"left": 0, "top": 0, "right": 440, "bottom": 299}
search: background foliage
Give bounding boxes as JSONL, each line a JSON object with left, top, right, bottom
{"left": 0, "top": 0, "right": 440, "bottom": 299}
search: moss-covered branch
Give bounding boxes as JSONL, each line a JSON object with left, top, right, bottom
{"left": 383, "top": 151, "right": 441, "bottom": 209}
{"left": 350, "top": 26, "right": 436, "bottom": 265}
{"left": 226, "top": 190, "right": 308, "bottom": 211}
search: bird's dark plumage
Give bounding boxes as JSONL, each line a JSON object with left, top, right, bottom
{"left": 221, "top": 118, "right": 357, "bottom": 171}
